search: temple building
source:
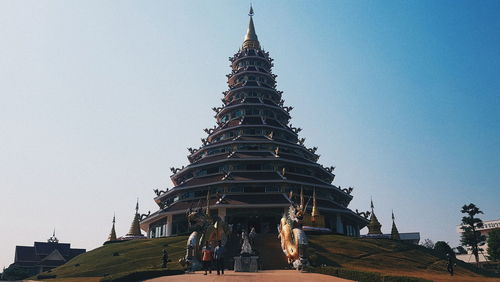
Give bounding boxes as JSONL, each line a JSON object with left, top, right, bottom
{"left": 140, "top": 8, "right": 369, "bottom": 238}
{"left": 8, "top": 231, "right": 85, "bottom": 276}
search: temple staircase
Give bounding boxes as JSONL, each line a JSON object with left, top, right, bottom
{"left": 223, "top": 233, "right": 242, "bottom": 270}
{"left": 253, "top": 233, "right": 289, "bottom": 270}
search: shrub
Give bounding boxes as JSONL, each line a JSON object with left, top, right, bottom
{"left": 36, "top": 274, "right": 57, "bottom": 279}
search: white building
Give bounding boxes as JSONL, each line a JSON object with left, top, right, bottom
{"left": 456, "top": 219, "right": 500, "bottom": 263}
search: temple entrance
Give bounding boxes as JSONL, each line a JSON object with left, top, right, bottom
{"left": 226, "top": 207, "right": 283, "bottom": 234}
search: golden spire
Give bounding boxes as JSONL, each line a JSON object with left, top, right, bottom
{"left": 300, "top": 186, "right": 304, "bottom": 209}
{"left": 242, "top": 5, "right": 260, "bottom": 49}
{"left": 107, "top": 214, "right": 117, "bottom": 241}
{"left": 367, "top": 198, "right": 382, "bottom": 235}
{"left": 126, "top": 199, "right": 142, "bottom": 236}
{"left": 311, "top": 188, "right": 319, "bottom": 219}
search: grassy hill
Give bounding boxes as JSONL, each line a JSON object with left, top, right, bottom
{"left": 34, "top": 236, "right": 188, "bottom": 281}
{"left": 34, "top": 234, "right": 499, "bottom": 282}
{"left": 307, "top": 235, "right": 500, "bottom": 282}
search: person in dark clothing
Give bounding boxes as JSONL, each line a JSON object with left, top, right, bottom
{"left": 161, "top": 248, "right": 169, "bottom": 269}
{"left": 214, "top": 240, "right": 225, "bottom": 275}
{"left": 446, "top": 253, "right": 454, "bottom": 276}
{"left": 201, "top": 241, "right": 213, "bottom": 275}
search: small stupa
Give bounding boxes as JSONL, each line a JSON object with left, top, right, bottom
{"left": 120, "top": 200, "right": 146, "bottom": 240}
{"left": 367, "top": 198, "right": 383, "bottom": 235}
{"left": 391, "top": 210, "right": 401, "bottom": 240}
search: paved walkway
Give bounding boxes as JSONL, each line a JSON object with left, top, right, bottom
{"left": 147, "top": 270, "right": 353, "bottom": 282}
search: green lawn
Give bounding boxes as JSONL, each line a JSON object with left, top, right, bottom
{"left": 35, "top": 236, "right": 187, "bottom": 280}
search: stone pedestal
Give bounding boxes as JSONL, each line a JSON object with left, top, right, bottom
{"left": 233, "top": 256, "right": 259, "bottom": 272}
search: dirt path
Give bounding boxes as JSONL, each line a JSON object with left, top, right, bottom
{"left": 147, "top": 270, "right": 354, "bottom": 282}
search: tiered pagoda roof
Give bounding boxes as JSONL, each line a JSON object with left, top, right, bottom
{"left": 142, "top": 8, "right": 367, "bottom": 227}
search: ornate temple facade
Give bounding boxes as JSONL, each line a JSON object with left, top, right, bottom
{"left": 140, "top": 9, "right": 368, "bottom": 238}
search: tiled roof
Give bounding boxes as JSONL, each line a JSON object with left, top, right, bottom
{"left": 284, "top": 173, "right": 329, "bottom": 185}
{"left": 15, "top": 246, "right": 37, "bottom": 262}
{"left": 175, "top": 174, "right": 223, "bottom": 188}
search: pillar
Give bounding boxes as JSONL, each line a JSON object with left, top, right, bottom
{"left": 166, "top": 214, "right": 173, "bottom": 236}
{"left": 336, "top": 214, "right": 344, "bottom": 234}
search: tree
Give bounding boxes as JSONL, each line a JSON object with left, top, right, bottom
{"left": 487, "top": 229, "right": 500, "bottom": 261}
{"left": 460, "top": 203, "right": 486, "bottom": 266}
{"left": 421, "top": 238, "right": 434, "bottom": 249}
{"left": 454, "top": 246, "right": 467, "bottom": 255}
{"left": 434, "top": 241, "right": 455, "bottom": 258}
{"left": 1, "top": 265, "right": 32, "bottom": 281}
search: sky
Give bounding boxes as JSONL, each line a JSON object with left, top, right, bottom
{"left": 1, "top": 0, "right": 499, "bottom": 269}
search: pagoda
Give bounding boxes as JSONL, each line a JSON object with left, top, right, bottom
{"left": 140, "top": 7, "right": 368, "bottom": 237}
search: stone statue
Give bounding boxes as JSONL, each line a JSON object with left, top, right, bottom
{"left": 240, "top": 231, "right": 252, "bottom": 254}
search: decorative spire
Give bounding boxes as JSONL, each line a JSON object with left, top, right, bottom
{"left": 126, "top": 200, "right": 142, "bottom": 236}
{"left": 311, "top": 188, "right": 319, "bottom": 220}
{"left": 242, "top": 5, "right": 260, "bottom": 49}
{"left": 367, "top": 198, "right": 382, "bottom": 235}
{"left": 391, "top": 210, "right": 400, "bottom": 240}
{"left": 107, "top": 214, "right": 117, "bottom": 242}
{"left": 206, "top": 190, "right": 211, "bottom": 216}
{"left": 300, "top": 186, "right": 304, "bottom": 209}
{"left": 48, "top": 228, "right": 59, "bottom": 243}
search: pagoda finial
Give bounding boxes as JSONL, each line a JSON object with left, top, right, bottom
{"left": 48, "top": 228, "right": 59, "bottom": 243}
{"left": 242, "top": 5, "right": 260, "bottom": 49}
{"left": 135, "top": 198, "right": 139, "bottom": 214}
{"left": 107, "top": 213, "right": 117, "bottom": 242}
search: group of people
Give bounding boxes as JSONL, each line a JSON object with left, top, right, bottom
{"left": 201, "top": 240, "right": 225, "bottom": 275}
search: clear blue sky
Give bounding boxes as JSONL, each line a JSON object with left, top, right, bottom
{"left": 1, "top": 0, "right": 499, "bottom": 268}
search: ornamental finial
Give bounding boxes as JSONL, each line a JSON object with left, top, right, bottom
{"left": 243, "top": 5, "right": 260, "bottom": 49}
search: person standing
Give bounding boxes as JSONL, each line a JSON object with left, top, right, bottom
{"left": 201, "top": 241, "right": 213, "bottom": 275}
{"left": 161, "top": 248, "right": 169, "bottom": 269}
{"left": 446, "top": 253, "right": 454, "bottom": 276}
{"left": 214, "top": 240, "right": 225, "bottom": 275}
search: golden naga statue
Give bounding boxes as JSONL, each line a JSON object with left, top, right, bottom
{"left": 278, "top": 190, "right": 310, "bottom": 270}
